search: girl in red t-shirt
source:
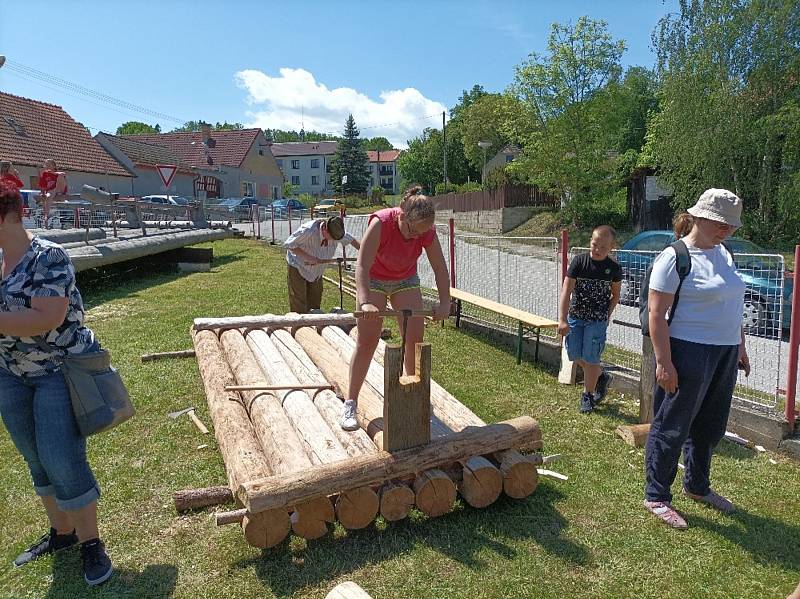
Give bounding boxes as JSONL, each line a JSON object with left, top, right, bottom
{"left": 340, "top": 185, "right": 451, "bottom": 431}
{"left": 0, "top": 161, "right": 24, "bottom": 189}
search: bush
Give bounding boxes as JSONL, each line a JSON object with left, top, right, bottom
{"left": 370, "top": 186, "right": 385, "bottom": 204}
{"left": 297, "top": 193, "right": 314, "bottom": 208}
{"left": 562, "top": 188, "right": 628, "bottom": 231}
{"left": 434, "top": 182, "right": 484, "bottom": 195}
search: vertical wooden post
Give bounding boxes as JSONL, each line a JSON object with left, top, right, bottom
{"left": 639, "top": 336, "right": 655, "bottom": 424}
{"left": 383, "top": 342, "right": 431, "bottom": 451}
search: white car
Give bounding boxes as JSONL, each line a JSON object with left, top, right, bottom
{"left": 140, "top": 195, "right": 190, "bottom": 206}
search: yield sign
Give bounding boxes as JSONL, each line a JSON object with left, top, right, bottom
{"left": 156, "top": 164, "right": 178, "bottom": 189}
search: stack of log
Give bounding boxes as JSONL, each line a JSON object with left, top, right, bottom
{"left": 188, "top": 312, "right": 543, "bottom": 548}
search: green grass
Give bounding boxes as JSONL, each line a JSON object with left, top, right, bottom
{"left": 1, "top": 238, "right": 799, "bottom": 598}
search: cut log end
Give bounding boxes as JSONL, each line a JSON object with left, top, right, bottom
{"left": 291, "top": 496, "right": 335, "bottom": 540}
{"left": 335, "top": 487, "right": 380, "bottom": 530}
{"left": 459, "top": 456, "right": 503, "bottom": 508}
{"left": 379, "top": 481, "right": 415, "bottom": 522}
{"left": 241, "top": 508, "right": 291, "bottom": 549}
{"left": 615, "top": 423, "right": 651, "bottom": 448}
{"left": 500, "top": 457, "right": 539, "bottom": 499}
{"left": 413, "top": 469, "right": 457, "bottom": 518}
{"left": 325, "top": 581, "right": 374, "bottom": 599}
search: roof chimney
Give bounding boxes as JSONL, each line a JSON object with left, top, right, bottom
{"left": 200, "top": 122, "right": 212, "bottom": 142}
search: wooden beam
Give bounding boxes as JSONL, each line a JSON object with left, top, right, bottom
{"left": 194, "top": 313, "right": 357, "bottom": 332}
{"left": 141, "top": 349, "right": 195, "bottom": 363}
{"left": 383, "top": 343, "right": 431, "bottom": 451}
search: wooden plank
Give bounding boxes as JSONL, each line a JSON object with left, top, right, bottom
{"left": 242, "top": 416, "right": 540, "bottom": 514}
{"left": 383, "top": 343, "right": 432, "bottom": 451}
{"left": 449, "top": 287, "right": 558, "bottom": 329}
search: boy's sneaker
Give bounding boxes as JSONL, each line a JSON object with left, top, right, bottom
{"left": 595, "top": 371, "right": 613, "bottom": 404}
{"left": 80, "top": 539, "right": 113, "bottom": 586}
{"left": 579, "top": 391, "right": 596, "bottom": 414}
{"left": 340, "top": 399, "right": 359, "bottom": 431}
{"left": 13, "top": 528, "right": 78, "bottom": 567}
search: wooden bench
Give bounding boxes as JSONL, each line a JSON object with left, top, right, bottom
{"left": 450, "top": 287, "right": 559, "bottom": 364}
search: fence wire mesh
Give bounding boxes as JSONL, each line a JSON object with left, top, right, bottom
{"left": 571, "top": 246, "right": 788, "bottom": 409}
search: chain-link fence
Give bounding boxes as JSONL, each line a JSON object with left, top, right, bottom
{"left": 571, "top": 246, "right": 788, "bottom": 409}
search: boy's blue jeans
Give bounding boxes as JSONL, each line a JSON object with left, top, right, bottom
{"left": 0, "top": 366, "right": 100, "bottom": 511}
{"left": 645, "top": 337, "right": 738, "bottom": 503}
{"left": 565, "top": 316, "right": 608, "bottom": 364}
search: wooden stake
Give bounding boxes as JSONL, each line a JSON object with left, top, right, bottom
{"left": 615, "top": 423, "right": 651, "bottom": 447}
{"left": 141, "top": 349, "right": 195, "bottom": 362}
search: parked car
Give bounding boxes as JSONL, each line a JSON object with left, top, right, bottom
{"left": 140, "top": 195, "right": 191, "bottom": 206}
{"left": 211, "top": 197, "right": 260, "bottom": 215}
{"left": 616, "top": 230, "right": 793, "bottom": 334}
{"left": 270, "top": 198, "right": 306, "bottom": 217}
{"left": 311, "top": 198, "right": 345, "bottom": 217}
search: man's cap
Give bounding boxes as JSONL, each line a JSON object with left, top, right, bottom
{"left": 325, "top": 215, "right": 345, "bottom": 240}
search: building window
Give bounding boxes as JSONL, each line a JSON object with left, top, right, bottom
{"left": 276, "top": 159, "right": 283, "bottom": 168}
{"left": 310, "top": 158, "right": 320, "bottom": 168}
{"left": 326, "top": 163, "right": 333, "bottom": 173}
{"left": 291, "top": 176, "right": 300, "bottom": 185}
{"left": 311, "top": 175, "right": 319, "bottom": 185}
{"left": 291, "top": 160, "right": 300, "bottom": 169}
{"left": 272, "top": 186, "right": 279, "bottom": 200}
{"left": 242, "top": 181, "right": 255, "bottom": 197}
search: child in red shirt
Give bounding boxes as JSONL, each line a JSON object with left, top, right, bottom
{"left": 341, "top": 185, "right": 451, "bottom": 431}
{"left": 0, "top": 161, "right": 24, "bottom": 189}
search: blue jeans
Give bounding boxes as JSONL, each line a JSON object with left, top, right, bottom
{"left": 565, "top": 316, "right": 608, "bottom": 364}
{"left": 645, "top": 337, "right": 738, "bottom": 503}
{"left": 0, "top": 366, "right": 100, "bottom": 511}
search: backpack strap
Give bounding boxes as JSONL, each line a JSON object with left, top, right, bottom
{"left": 667, "top": 240, "right": 691, "bottom": 326}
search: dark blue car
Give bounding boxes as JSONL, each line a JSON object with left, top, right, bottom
{"left": 616, "top": 230, "right": 793, "bottom": 334}
{"left": 270, "top": 198, "right": 306, "bottom": 218}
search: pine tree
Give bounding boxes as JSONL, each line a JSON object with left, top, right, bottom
{"left": 331, "top": 115, "right": 371, "bottom": 194}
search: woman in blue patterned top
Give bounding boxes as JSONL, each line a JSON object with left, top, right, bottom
{"left": 0, "top": 182, "right": 112, "bottom": 586}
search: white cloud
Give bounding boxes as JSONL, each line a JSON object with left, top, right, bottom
{"left": 234, "top": 67, "right": 446, "bottom": 149}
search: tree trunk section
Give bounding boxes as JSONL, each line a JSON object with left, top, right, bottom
{"left": 191, "top": 330, "right": 290, "bottom": 547}
{"left": 379, "top": 481, "right": 415, "bottom": 521}
{"left": 174, "top": 485, "right": 233, "bottom": 512}
{"left": 413, "top": 469, "right": 457, "bottom": 517}
{"left": 325, "top": 581, "right": 374, "bottom": 599}
{"left": 616, "top": 423, "right": 651, "bottom": 448}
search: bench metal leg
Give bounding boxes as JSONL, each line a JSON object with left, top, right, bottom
{"left": 516, "top": 321, "right": 523, "bottom": 365}
{"left": 455, "top": 299, "right": 462, "bottom": 328}
{"left": 535, "top": 327, "right": 541, "bottom": 363}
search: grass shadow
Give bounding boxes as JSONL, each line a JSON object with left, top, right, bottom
{"left": 234, "top": 484, "right": 587, "bottom": 597}
{"left": 453, "top": 323, "right": 560, "bottom": 377}
{"left": 45, "top": 550, "right": 178, "bottom": 598}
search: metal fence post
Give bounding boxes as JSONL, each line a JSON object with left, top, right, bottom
{"left": 560, "top": 229, "right": 568, "bottom": 284}
{"left": 449, "top": 217, "right": 456, "bottom": 288}
{"left": 270, "top": 205, "right": 276, "bottom": 245}
{"left": 786, "top": 245, "right": 800, "bottom": 430}
{"left": 288, "top": 205, "right": 293, "bottom": 235}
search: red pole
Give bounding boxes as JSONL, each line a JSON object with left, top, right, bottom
{"left": 448, "top": 217, "right": 456, "bottom": 288}
{"left": 785, "top": 245, "right": 800, "bottom": 430}
{"left": 560, "top": 229, "right": 569, "bottom": 282}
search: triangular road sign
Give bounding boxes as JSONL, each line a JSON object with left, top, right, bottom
{"left": 156, "top": 164, "right": 178, "bottom": 189}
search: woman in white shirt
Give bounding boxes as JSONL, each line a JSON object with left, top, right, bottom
{"left": 644, "top": 188, "right": 751, "bottom": 529}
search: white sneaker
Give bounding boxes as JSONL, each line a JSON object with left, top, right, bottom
{"left": 340, "top": 399, "right": 359, "bottom": 431}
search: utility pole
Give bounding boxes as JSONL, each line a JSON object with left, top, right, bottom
{"left": 442, "top": 111, "right": 447, "bottom": 194}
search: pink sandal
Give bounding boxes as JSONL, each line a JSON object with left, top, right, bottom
{"left": 684, "top": 489, "right": 735, "bottom": 514}
{"left": 645, "top": 500, "right": 688, "bottom": 529}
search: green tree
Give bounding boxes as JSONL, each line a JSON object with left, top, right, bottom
{"left": 116, "top": 121, "right": 160, "bottom": 135}
{"left": 457, "top": 93, "right": 529, "bottom": 173}
{"left": 331, "top": 115, "right": 371, "bottom": 194}
{"left": 213, "top": 121, "right": 244, "bottom": 130}
{"left": 172, "top": 120, "right": 245, "bottom": 132}
{"left": 397, "top": 129, "right": 442, "bottom": 194}
{"left": 363, "top": 137, "right": 394, "bottom": 151}
{"left": 265, "top": 129, "right": 340, "bottom": 142}
{"left": 647, "top": 0, "right": 800, "bottom": 242}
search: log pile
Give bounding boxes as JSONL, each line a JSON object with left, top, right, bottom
{"left": 189, "top": 312, "right": 543, "bottom": 548}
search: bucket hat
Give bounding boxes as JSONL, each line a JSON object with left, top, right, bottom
{"left": 325, "top": 215, "right": 345, "bottom": 240}
{"left": 687, "top": 188, "right": 742, "bottom": 228}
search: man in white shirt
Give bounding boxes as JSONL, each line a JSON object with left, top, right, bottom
{"left": 284, "top": 215, "right": 360, "bottom": 313}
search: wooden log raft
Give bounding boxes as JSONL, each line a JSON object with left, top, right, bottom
{"left": 245, "top": 329, "right": 379, "bottom": 530}
{"left": 321, "top": 326, "right": 503, "bottom": 508}
{"left": 293, "top": 326, "right": 456, "bottom": 517}
{"left": 219, "top": 329, "right": 334, "bottom": 539}
{"left": 242, "top": 416, "right": 540, "bottom": 514}
{"left": 348, "top": 327, "right": 541, "bottom": 499}
{"left": 191, "top": 329, "right": 290, "bottom": 548}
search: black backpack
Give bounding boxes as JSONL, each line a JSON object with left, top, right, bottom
{"left": 639, "top": 239, "right": 734, "bottom": 336}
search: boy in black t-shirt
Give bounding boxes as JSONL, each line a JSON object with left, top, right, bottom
{"left": 558, "top": 225, "right": 622, "bottom": 413}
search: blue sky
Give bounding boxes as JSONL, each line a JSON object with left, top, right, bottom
{"left": 0, "top": 0, "right": 679, "bottom": 147}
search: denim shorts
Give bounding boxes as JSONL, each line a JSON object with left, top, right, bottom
{"left": 0, "top": 366, "right": 100, "bottom": 511}
{"left": 565, "top": 316, "right": 608, "bottom": 364}
{"left": 369, "top": 274, "right": 421, "bottom": 297}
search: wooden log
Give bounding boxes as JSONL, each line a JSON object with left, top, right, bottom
{"left": 293, "top": 326, "right": 460, "bottom": 515}
{"left": 194, "top": 312, "right": 357, "bottom": 333}
{"left": 325, "top": 581, "right": 374, "bottom": 599}
{"left": 242, "top": 416, "right": 539, "bottom": 514}
{"left": 615, "top": 423, "right": 651, "bottom": 448}
{"left": 174, "top": 485, "right": 233, "bottom": 512}
{"left": 383, "top": 342, "right": 431, "bottom": 451}
{"left": 378, "top": 481, "right": 415, "bottom": 521}
{"left": 218, "top": 329, "right": 333, "bottom": 539}
{"left": 191, "top": 330, "right": 290, "bottom": 548}
{"left": 142, "top": 349, "right": 195, "bottom": 363}
{"left": 413, "top": 469, "right": 457, "bottom": 517}
{"left": 246, "top": 329, "right": 379, "bottom": 530}
{"left": 215, "top": 508, "right": 248, "bottom": 526}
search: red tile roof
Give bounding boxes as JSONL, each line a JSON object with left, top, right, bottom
{"left": 270, "top": 141, "right": 339, "bottom": 157}
{"left": 122, "top": 129, "right": 261, "bottom": 169}
{"left": 366, "top": 150, "right": 400, "bottom": 162}
{"left": 0, "top": 91, "right": 131, "bottom": 177}
{"left": 97, "top": 133, "right": 194, "bottom": 174}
